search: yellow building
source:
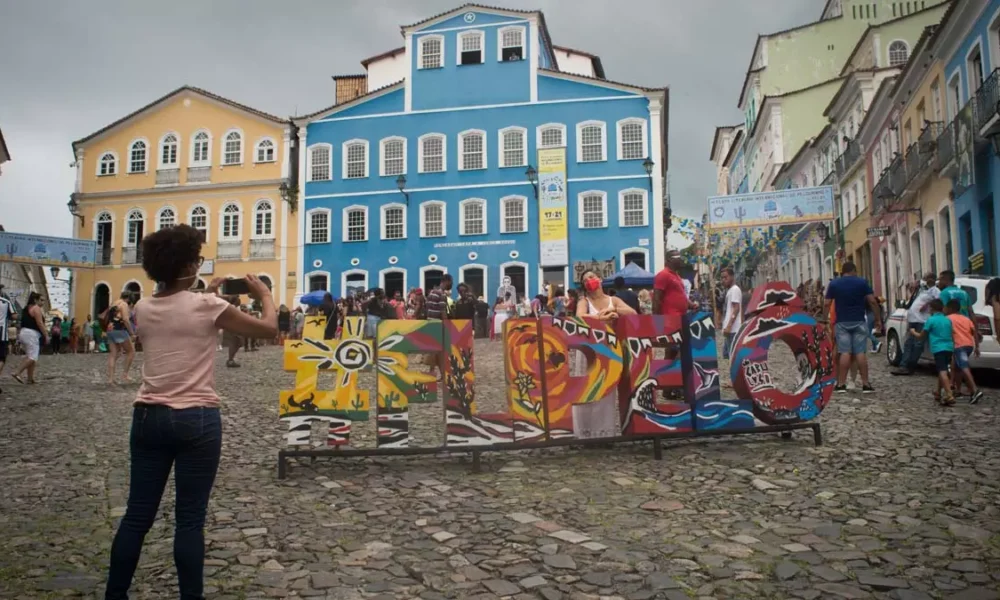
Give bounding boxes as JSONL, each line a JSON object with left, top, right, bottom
{"left": 68, "top": 86, "right": 299, "bottom": 318}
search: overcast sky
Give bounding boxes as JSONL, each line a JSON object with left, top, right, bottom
{"left": 0, "top": 0, "right": 817, "bottom": 239}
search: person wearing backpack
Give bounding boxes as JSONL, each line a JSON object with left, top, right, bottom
{"left": 103, "top": 291, "right": 136, "bottom": 384}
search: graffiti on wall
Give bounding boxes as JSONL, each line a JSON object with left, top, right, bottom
{"left": 278, "top": 282, "right": 834, "bottom": 449}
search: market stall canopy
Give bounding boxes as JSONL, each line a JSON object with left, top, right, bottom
{"left": 602, "top": 262, "right": 655, "bottom": 287}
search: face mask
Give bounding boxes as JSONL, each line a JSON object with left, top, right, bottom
{"left": 584, "top": 278, "right": 601, "bottom": 292}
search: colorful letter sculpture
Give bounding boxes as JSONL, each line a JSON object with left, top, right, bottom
{"left": 730, "top": 282, "right": 836, "bottom": 423}
{"left": 277, "top": 282, "right": 835, "bottom": 455}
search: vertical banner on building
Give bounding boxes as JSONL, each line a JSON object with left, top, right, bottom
{"left": 955, "top": 103, "right": 975, "bottom": 196}
{"left": 538, "top": 148, "right": 568, "bottom": 266}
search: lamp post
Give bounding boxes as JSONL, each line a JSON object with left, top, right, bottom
{"left": 396, "top": 174, "right": 410, "bottom": 206}
{"left": 67, "top": 194, "right": 84, "bottom": 227}
{"left": 525, "top": 165, "right": 538, "bottom": 199}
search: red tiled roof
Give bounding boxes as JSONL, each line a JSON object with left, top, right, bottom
{"left": 72, "top": 86, "right": 286, "bottom": 150}
{"left": 401, "top": 3, "right": 537, "bottom": 30}
{"left": 361, "top": 46, "right": 405, "bottom": 68}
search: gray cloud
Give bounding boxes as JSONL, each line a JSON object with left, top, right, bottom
{"left": 0, "top": 0, "right": 818, "bottom": 238}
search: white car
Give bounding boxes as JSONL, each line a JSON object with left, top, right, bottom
{"left": 885, "top": 276, "right": 1000, "bottom": 370}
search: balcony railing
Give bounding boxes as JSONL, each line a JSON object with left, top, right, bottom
{"left": 917, "top": 122, "right": 942, "bottom": 169}
{"left": 903, "top": 143, "right": 921, "bottom": 185}
{"left": 187, "top": 166, "right": 211, "bottom": 184}
{"left": 217, "top": 241, "right": 242, "bottom": 261}
{"left": 97, "top": 246, "right": 113, "bottom": 266}
{"left": 122, "top": 246, "right": 143, "bottom": 265}
{"left": 936, "top": 120, "right": 956, "bottom": 171}
{"left": 249, "top": 238, "right": 276, "bottom": 259}
{"left": 871, "top": 168, "right": 893, "bottom": 216}
{"left": 887, "top": 154, "right": 907, "bottom": 197}
{"left": 974, "top": 67, "right": 1000, "bottom": 134}
{"left": 821, "top": 170, "right": 835, "bottom": 186}
{"left": 834, "top": 140, "right": 861, "bottom": 179}
{"left": 155, "top": 168, "right": 180, "bottom": 186}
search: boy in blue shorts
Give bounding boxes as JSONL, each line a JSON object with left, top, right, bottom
{"left": 910, "top": 299, "right": 955, "bottom": 406}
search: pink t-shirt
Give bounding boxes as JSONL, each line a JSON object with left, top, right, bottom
{"left": 134, "top": 291, "right": 231, "bottom": 409}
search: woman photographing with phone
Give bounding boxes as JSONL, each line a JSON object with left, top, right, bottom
{"left": 104, "top": 224, "right": 277, "bottom": 600}
{"left": 575, "top": 270, "right": 637, "bottom": 322}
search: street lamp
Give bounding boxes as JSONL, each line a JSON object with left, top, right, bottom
{"left": 396, "top": 174, "right": 410, "bottom": 206}
{"left": 525, "top": 165, "right": 538, "bottom": 199}
{"left": 67, "top": 194, "right": 84, "bottom": 227}
{"left": 642, "top": 158, "right": 654, "bottom": 177}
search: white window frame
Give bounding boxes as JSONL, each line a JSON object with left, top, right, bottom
{"left": 127, "top": 138, "right": 149, "bottom": 174}
{"left": 307, "top": 143, "right": 333, "bottom": 182}
{"left": 254, "top": 137, "right": 277, "bottom": 164}
{"left": 93, "top": 210, "right": 114, "bottom": 242}
{"left": 158, "top": 132, "right": 180, "bottom": 170}
{"left": 577, "top": 190, "right": 608, "bottom": 229}
{"left": 305, "top": 207, "right": 332, "bottom": 244}
{"left": 380, "top": 202, "right": 407, "bottom": 240}
{"left": 616, "top": 118, "right": 648, "bottom": 161}
{"left": 499, "top": 261, "right": 530, "bottom": 299}
{"left": 459, "top": 198, "right": 487, "bottom": 236}
{"left": 419, "top": 200, "right": 447, "bottom": 238}
{"left": 576, "top": 121, "right": 607, "bottom": 163}
{"left": 220, "top": 202, "right": 243, "bottom": 241}
{"left": 536, "top": 123, "right": 566, "bottom": 149}
{"left": 947, "top": 70, "right": 963, "bottom": 118}
{"left": 252, "top": 199, "right": 275, "bottom": 239}
{"left": 96, "top": 151, "right": 118, "bottom": 176}
{"left": 342, "top": 204, "right": 369, "bottom": 242}
{"left": 418, "top": 133, "right": 447, "bottom": 173}
{"left": 188, "top": 204, "right": 210, "bottom": 242}
{"left": 499, "top": 195, "right": 527, "bottom": 234}
{"left": 342, "top": 139, "right": 370, "bottom": 179}
{"left": 887, "top": 40, "right": 909, "bottom": 67}
{"left": 966, "top": 39, "right": 985, "bottom": 98}
{"left": 379, "top": 136, "right": 407, "bottom": 177}
{"left": 496, "top": 25, "right": 526, "bottom": 62}
{"left": 459, "top": 264, "right": 489, "bottom": 299}
{"left": 619, "top": 247, "right": 650, "bottom": 270}
{"left": 459, "top": 129, "right": 487, "bottom": 171}
{"left": 417, "top": 34, "right": 445, "bottom": 70}
{"left": 456, "top": 29, "right": 485, "bottom": 65}
{"left": 123, "top": 208, "right": 146, "bottom": 247}
{"left": 190, "top": 129, "right": 212, "bottom": 167}
{"left": 989, "top": 6, "right": 1000, "bottom": 76}
{"left": 498, "top": 126, "right": 528, "bottom": 168}
{"left": 155, "top": 205, "right": 178, "bottom": 231}
{"left": 221, "top": 128, "right": 244, "bottom": 166}
{"left": 618, "top": 188, "right": 648, "bottom": 228}
{"left": 419, "top": 265, "right": 449, "bottom": 291}
{"left": 305, "top": 270, "right": 331, "bottom": 292}
{"left": 379, "top": 267, "right": 409, "bottom": 294}
{"left": 341, "top": 269, "right": 369, "bottom": 298}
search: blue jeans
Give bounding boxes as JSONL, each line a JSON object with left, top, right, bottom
{"left": 365, "top": 314, "right": 382, "bottom": 338}
{"left": 866, "top": 311, "right": 879, "bottom": 350}
{"left": 723, "top": 332, "right": 736, "bottom": 359}
{"left": 902, "top": 322, "right": 925, "bottom": 371}
{"left": 106, "top": 405, "right": 222, "bottom": 600}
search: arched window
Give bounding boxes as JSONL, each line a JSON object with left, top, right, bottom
{"left": 380, "top": 203, "right": 406, "bottom": 240}
{"left": 888, "top": 41, "right": 909, "bottom": 66}
{"left": 537, "top": 124, "right": 565, "bottom": 149}
{"left": 500, "top": 196, "right": 527, "bottom": 233}
{"left": 578, "top": 191, "right": 607, "bottom": 229}
{"left": 255, "top": 138, "right": 275, "bottom": 163}
{"left": 617, "top": 118, "right": 647, "bottom": 160}
{"left": 418, "top": 35, "right": 444, "bottom": 69}
{"left": 223, "top": 130, "right": 243, "bottom": 165}
{"left": 499, "top": 127, "right": 526, "bottom": 168}
{"left": 157, "top": 207, "right": 176, "bottom": 230}
{"left": 221, "top": 203, "right": 241, "bottom": 240}
{"left": 128, "top": 140, "right": 147, "bottom": 173}
{"left": 308, "top": 144, "right": 332, "bottom": 181}
{"left": 308, "top": 272, "right": 329, "bottom": 292}
{"left": 343, "top": 206, "right": 368, "bottom": 242}
{"left": 160, "top": 133, "right": 179, "bottom": 168}
{"left": 343, "top": 140, "right": 369, "bottom": 179}
{"left": 459, "top": 130, "right": 485, "bottom": 170}
{"left": 460, "top": 198, "right": 486, "bottom": 235}
{"left": 618, "top": 189, "right": 648, "bottom": 227}
{"left": 420, "top": 201, "right": 446, "bottom": 238}
{"left": 254, "top": 200, "right": 274, "bottom": 238}
{"left": 191, "top": 131, "right": 211, "bottom": 165}
{"left": 379, "top": 137, "right": 406, "bottom": 177}
{"left": 419, "top": 133, "right": 446, "bottom": 173}
{"left": 306, "top": 208, "right": 331, "bottom": 244}
{"left": 125, "top": 209, "right": 145, "bottom": 247}
{"left": 189, "top": 205, "right": 208, "bottom": 241}
{"left": 576, "top": 121, "right": 606, "bottom": 163}
{"left": 98, "top": 152, "right": 118, "bottom": 176}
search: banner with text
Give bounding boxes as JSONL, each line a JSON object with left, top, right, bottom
{"left": 538, "top": 148, "right": 568, "bottom": 266}
{"left": 0, "top": 231, "right": 97, "bottom": 269}
{"left": 707, "top": 186, "right": 834, "bottom": 230}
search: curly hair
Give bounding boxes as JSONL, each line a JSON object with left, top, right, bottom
{"left": 140, "top": 224, "right": 203, "bottom": 283}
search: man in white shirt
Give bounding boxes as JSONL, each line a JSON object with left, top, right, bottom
{"left": 720, "top": 267, "right": 742, "bottom": 360}
{"left": 893, "top": 272, "right": 939, "bottom": 375}
{"left": 0, "top": 286, "right": 16, "bottom": 391}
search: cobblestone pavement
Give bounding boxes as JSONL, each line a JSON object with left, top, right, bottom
{"left": 1, "top": 339, "right": 999, "bottom": 600}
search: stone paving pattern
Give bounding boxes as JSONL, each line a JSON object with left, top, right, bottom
{"left": 1, "top": 340, "right": 999, "bottom": 599}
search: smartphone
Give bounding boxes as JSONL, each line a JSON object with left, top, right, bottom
{"left": 221, "top": 278, "right": 250, "bottom": 296}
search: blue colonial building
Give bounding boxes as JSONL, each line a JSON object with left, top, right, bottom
{"left": 294, "top": 4, "right": 668, "bottom": 300}
{"left": 940, "top": 0, "right": 1000, "bottom": 274}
